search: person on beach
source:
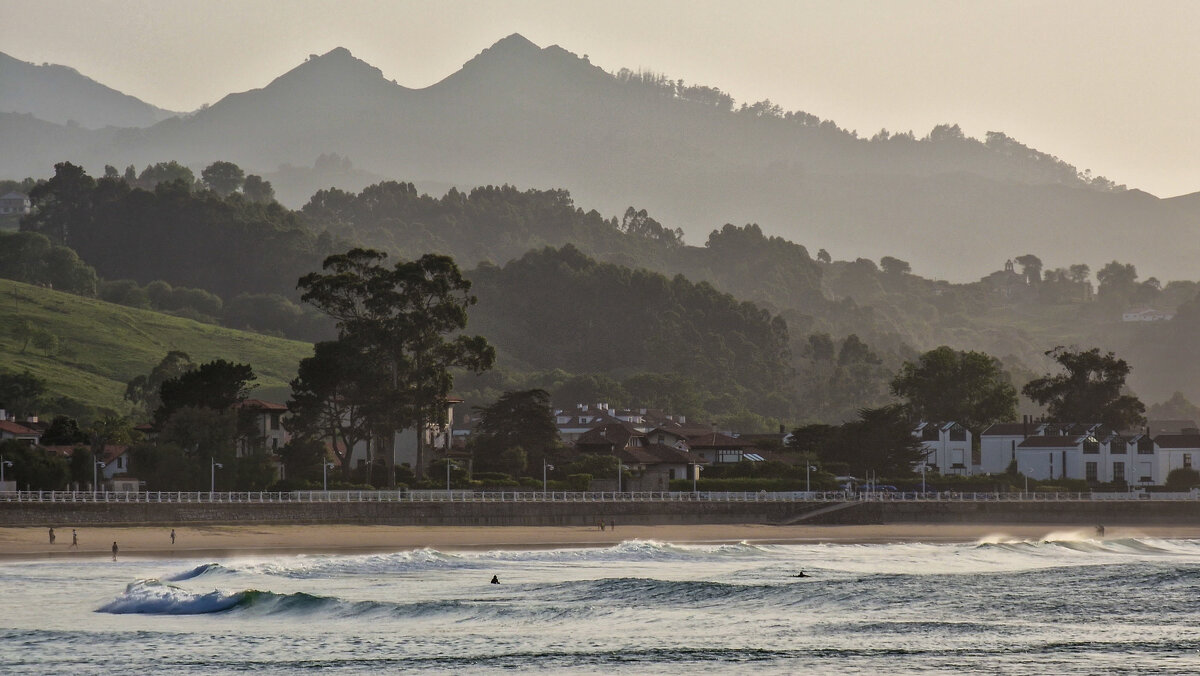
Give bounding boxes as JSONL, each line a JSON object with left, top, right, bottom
{"left": 170, "top": 529, "right": 176, "bottom": 545}
{"left": 70, "top": 530, "right": 77, "bottom": 548}
{"left": 111, "top": 541, "right": 118, "bottom": 561}
{"left": 48, "top": 528, "right": 55, "bottom": 544}
{"left": 609, "top": 519, "right": 615, "bottom": 531}
{"left": 599, "top": 521, "right": 605, "bottom": 532}
{"left": 1095, "top": 524, "right": 1105, "bottom": 537}
{"left": 491, "top": 575, "right": 500, "bottom": 584}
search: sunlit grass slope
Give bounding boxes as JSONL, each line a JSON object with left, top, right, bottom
{"left": 0, "top": 278, "right": 312, "bottom": 414}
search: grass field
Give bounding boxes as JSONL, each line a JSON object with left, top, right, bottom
{"left": 0, "top": 278, "right": 313, "bottom": 415}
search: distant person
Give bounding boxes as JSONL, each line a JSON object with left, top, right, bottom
{"left": 609, "top": 519, "right": 616, "bottom": 531}
{"left": 170, "top": 529, "right": 176, "bottom": 545}
{"left": 48, "top": 528, "right": 55, "bottom": 545}
{"left": 599, "top": 521, "right": 605, "bottom": 532}
{"left": 111, "top": 541, "right": 118, "bottom": 561}
{"left": 490, "top": 575, "right": 500, "bottom": 584}
{"left": 792, "top": 571, "right": 809, "bottom": 578}
{"left": 1095, "top": 524, "right": 1105, "bottom": 537}
{"left": 70, "top": 530, "right": 78, "bottom": 549}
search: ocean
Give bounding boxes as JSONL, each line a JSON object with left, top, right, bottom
{"left": 3, "top": 532, "right": 1200, "bottom": 674}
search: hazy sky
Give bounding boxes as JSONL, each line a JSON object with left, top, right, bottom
{"left": 4, "top": 0, "right": 1198, "bottom": 196}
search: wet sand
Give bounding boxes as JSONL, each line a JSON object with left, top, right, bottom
{"left": 3, "top": 523, "right": 1198, "bottom": 561}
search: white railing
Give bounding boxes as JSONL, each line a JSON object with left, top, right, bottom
{"left": 0, "top": 490, "right": 1196, "bottom": 504}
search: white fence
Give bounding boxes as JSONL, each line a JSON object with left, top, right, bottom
{"left": 0, "top": 490, "right": 1196, "bottom": 504}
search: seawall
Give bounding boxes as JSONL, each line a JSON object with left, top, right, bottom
{"left": 4, "top": 500, "right": 1200, "bottom": 527}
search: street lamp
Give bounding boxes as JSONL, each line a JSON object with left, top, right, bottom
{"left": 323, "top": 461, "right": 336, "bottom": 491}
{"left": 0, "top": 457, "right": 12, "bottom": 484}
{"left": 446, "top": 458, "right": 455, "bottom": 492}
{"left": 919, "top": 462, "right": 927, "bottom": 494}
{"left": 210, "top": 458, "right": 223, "bottom": 492}
{"left": 543, "top": 458, "right": 554, "bottom": 493}
{"left": 806, "top": 463, "right": 817, "bottom": 494}
{"left": 93, "top": 460, "right": 106, "bottom": 495}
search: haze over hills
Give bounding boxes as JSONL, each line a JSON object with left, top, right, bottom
{"left": 0, "top": 51, "right": 178, "bottom": 128}
{"left": 2, "top": 34, "right": 1200, "bottom": 281}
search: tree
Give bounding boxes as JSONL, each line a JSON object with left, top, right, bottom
{"left": 812, "top": 406, "right": 925, "bottom": 476}
{"left": 201, "top": 161, "right": 245, "bottom": 197}
{"left": 31, "top": 328, "right": 58, "bottom": 356}
{"left": 1022, "top": 347, "right": 1146, "bottom": 429}
{"left": 154, "top": 359, "right": 256, "bottom": 425}
{"left": 1096, "top": 261, "right": 1138, "bottom": 303}
{"left": 0, "top": 369, "right": 45, "bottom": 417}
{"left": 41, "top": 415, "right": 88, "bottom": 445}
{"left": 11, "top": 320, "right": 34, "bottom": 354}
{"left": 1066, "top": 264, "right": 1090, "bottom": 283}
{"left": 86, "top": 415, "right": 138, "bottom": 462}
{"left": 135, "top": 161, "right": 195, "bottom": 190}
{"left": 471, "top": 389, "right": 558, "bottom": 473}
{"left": 1014, "top": 254, "right": 1042, "bottom": 284}
{"left": 125, "top": 351, "right": 195, "bottom": 417}
{"left": 242, "top": 175, "right": 275, "bottom": 204}
{"left": 24, "top": 161, "right": 95, "bottom": 244}
{"left": 891, "top": 346, "right": 1018, "bottom": 432}
{"left": 286, "top": 340, "right": 380, "bottom": 480}
{"left": 816, "top": 249, "right": 831, "bottom": 264}
{"left": 298, "top": 248, "right": 496, "bottom": 481}
{"left": 879, "top": 256, "right": 911, "bottom": 275}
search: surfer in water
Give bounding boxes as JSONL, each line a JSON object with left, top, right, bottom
{"left": 491, "top": 575, "right": 500, "bottom": 584}
{"left": 792, "top": 571, "right": 809, "bottom": 578}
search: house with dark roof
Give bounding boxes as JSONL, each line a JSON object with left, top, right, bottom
{"left": 913, "top": 422, "right": 973, "bottom": 475}
{"left": 236, "top": 399, "right": 290, "bottom": 456}
{"left": 1154, "top": 434, "right": 1200, "bottom": 484}
{"left": 685, "top": 431, "right": 748, "bottom": 464}
{"left": 0, "top": 420, "right": 41, "bottom": 446}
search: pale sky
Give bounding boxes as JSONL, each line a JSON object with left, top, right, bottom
{"left": 4, "top": 0, "right": 1199, "bottom": 196}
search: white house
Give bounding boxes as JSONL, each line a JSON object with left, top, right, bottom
{"left": 343, "top": 398, "right": 460, "bottom": 472}
{"left": 1154, "top": 434, "right": 1200, "bottom": 483}
{"left": 0, "top": 192, "right": 30, "bottom": 216}
{"left": 913, "top": 422, "right": 974, "bottom": 475}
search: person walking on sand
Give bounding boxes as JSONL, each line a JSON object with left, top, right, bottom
{"left": 111, "top": 541, "right": 118, "bottom": 561}
{"left": 491, "top": 575, "right": 500, "bottom": 584}
{"left": 48, "top": 528, "right": 55, "bottom": 545}
{"left": 170, "top": 529, "right": 176, "bottom": 545}
{"left": 70, "top": 530, "right": 78, "bottom": 549}
{"left": 609, "top": 519, "right": 615, "bottom": 531}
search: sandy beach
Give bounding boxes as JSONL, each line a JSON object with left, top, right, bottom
{"left": 4, "top": 523, "right": 1200, "bottom": 561}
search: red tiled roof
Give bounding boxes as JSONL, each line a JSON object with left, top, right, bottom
{"left": 0, "top": 420, "right": 39, "bottom": 436}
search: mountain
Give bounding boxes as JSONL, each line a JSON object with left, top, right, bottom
{"left": 0, "top": 52, "right": 178, "bottom": 128}
{"left": 3, "top": 36, "right": 1200, "bottom": 281}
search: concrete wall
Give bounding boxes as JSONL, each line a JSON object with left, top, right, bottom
{"left": 6, "top": 500, "right": 1200, "bottom": 528}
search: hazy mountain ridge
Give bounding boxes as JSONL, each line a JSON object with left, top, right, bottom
{"left": 0, "top": 51, "right": 177, "bottom": 128}
{"left": 2, "top": 35, "right": 1200, "bottom": 280}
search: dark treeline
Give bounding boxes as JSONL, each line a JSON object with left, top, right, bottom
{"left": 467, "top": 245, "right": 793, "bottom": 418}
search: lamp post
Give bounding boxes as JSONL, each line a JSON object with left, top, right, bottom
{"left": 323, "top": 462, "right": 336, "bottom": 491}
{"left": 93, "top": 460, "right": 106, "bottom": 495}
{"left": 543, "top": 458, "right": 554, "bottom": 493}
{"left": 617, "top": 461, "right": 623, "bottom": 492}
{"left": 446, "top": 458, "right": 454, "bottom": 492}
{"left": 0, "top": 457, "right": 12, "bottom": 484}
{"left": 920, "top": 462, "right": 927, "bottom": 494}
{"left": 210, "top": 458, "right": 223, "bottom": 492}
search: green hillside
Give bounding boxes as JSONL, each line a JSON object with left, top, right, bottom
{"left": 0, "top": 278, "right": 311, "bottom": 415}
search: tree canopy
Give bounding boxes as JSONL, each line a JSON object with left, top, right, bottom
{"left": 891, "top": 346, "right": 1018, "bottom": 431}
{"left": 298, "top": 248, "right": 495, "bottom": 480}
{"left": 1022, "top": 347, "right": 1146, "bottom": 429}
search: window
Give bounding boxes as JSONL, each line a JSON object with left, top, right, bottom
{"left": 1139, "top": 461, "right": 1153, "bottom": 483}
{"left": 270, "top": 413, "right": 281, "bottom": 430}
{"left": 1110, "top": 439, "right": 1127, "bottom": 454}
{"left": 1113, "top": 462, "right": 1125, "bottom": 482}
{"left": 951, "top": 449, "right": 965, "bottom": 469}
{"left": 1083, "top": 439, "right": 1099, "bottom": 454}
{"left": 922, "top": 426, "right": 939, "bottom": 441}
{"left": 718, "top": 450, "right": 742, "bottom": 463}
{"left": 949, "top": 426, "right": 966, "bottom": 442}
{"left": 668, "top": 469, "right": 676, "bottom": 480}
{"left": 1186, "top": 454, "right": 1193, "bottom": 470}
{"left": 1085, "top": 462, "right": 1098, "bottom": 482}
{"left": 1138, "top": 438, "right": 1154, "bottom": 454}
